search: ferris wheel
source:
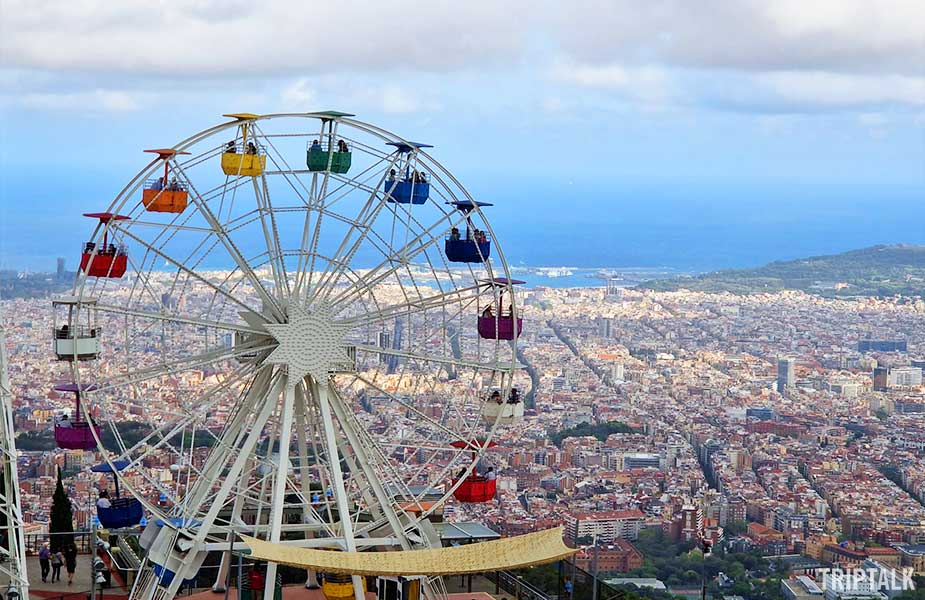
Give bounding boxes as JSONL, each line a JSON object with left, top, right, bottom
{"left": 52, "top": 112, "right": 527, "bottom": 600}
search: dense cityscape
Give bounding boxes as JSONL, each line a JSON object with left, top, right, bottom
{"left": 3, "top": 266, "right": 924, "bottom": 598}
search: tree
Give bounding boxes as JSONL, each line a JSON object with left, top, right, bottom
{"left": 49, "top": 467, "right": 74, "bottom": 552}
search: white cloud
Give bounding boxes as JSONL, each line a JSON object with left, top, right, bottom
{"left": 16, "top": 89, "right": 142, "bottom": 111}
{"left": 757, "top": 72, "right": 925, "bottom": 108}
{"left": 280, "top": 79, "right": 317, "bottom": 112}
{"left": 550, "top": 62, "right": 675, "bottom": 108}
{"left": 0, "top": 0, "right": 530, "bottom": 76}
{"left": 550, "top": 0, "right": 925, "bottom": 75}
{"left": 380, "top": 85, "right": 422, "bottom": 114}
{"left": 2, "top": 0, "right": 923, "bottom": 118}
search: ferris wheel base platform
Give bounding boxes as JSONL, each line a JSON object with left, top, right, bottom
{"left": 241, "top": 527, "right": 574, "bottom": 576}
{"left": 185, "top": 587, "right": 497, "bottom": 600}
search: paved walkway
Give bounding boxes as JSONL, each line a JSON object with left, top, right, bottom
{"left": 7, "top": 555, "right": 130, "bottom": 598}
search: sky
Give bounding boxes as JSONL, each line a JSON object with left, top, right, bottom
{"left": 1, "top": 0, "right": 923, "bottom": 271}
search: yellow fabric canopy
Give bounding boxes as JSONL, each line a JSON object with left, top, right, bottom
{"left": 241, "top": 527, "right": 576, "bottom": 576}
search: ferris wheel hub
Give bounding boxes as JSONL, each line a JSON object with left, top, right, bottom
{"left": 262, "top": 303, "right": 352, "bottom": 384}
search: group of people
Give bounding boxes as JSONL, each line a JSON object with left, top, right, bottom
{"left": 448, "top": 227, "right": 488, "bottom": 243}
{"left": 149, "top": 177, "right": 183, "bottom": 191}
{"left": 482, "top": 304, "right": 515, "bottom": 318}
{"left": 225, "top": 140, "right": 259, "bottom": 155}
{"left": 84, "top": 242, "right": 120, "bottom": 256}
{"left": 457, "top": 465, "right": 496, "bottom": 481}
{"left": 489, "top": 388, "right": 522, "bottom": 405}
{"left": 386, "top": 168, "right": 427, "bottom": 183}
{"left": 38, "top": 541, "right": 78, "bottom": 584}
{"left": 309, "top": 139, "right": 349, "bottom": 153}
{"left": 55, "top": 412, "right": 72, "bottom": 428}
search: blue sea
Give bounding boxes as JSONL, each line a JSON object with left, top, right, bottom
{"left": 2, "top": 169, "right": 923, "bottom": 278}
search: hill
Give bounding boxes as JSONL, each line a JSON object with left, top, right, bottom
{"left": 639, "top": 245, "right": 925, "bottom": 297}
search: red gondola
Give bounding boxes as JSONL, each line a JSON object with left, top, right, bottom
{"left": 477, "top": 278, "right": 525, "bottom": 341}
{"left": 141, "top": 149, "right": 191, "bottom": 213}
{"left": 53, "top": 383, "right": 100, "bottom": 450}
{"left": 80, "top": 213, "right": 130, "bottom": 278}
{"left": 451, "top": 477, "right": 497, "bottom": 503}
{"left": 450, "top": 439, "right": 498, "bottom": 503}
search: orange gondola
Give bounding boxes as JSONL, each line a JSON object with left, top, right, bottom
{"left": 141, "top": 149, "right": 191, "bottom": 213}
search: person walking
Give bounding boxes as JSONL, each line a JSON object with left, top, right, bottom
{"left": 38, "top": 542, "right": 51, "bottom": 582}
{"left": 51, "top": 549, "right": 64, "bottom": 583}
{"left": 64, "top": 543, "right": 78, "bottom": 585}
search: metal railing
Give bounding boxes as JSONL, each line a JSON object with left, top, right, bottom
{"left": 23, "top": 532, "right": 94, "bottom": 555}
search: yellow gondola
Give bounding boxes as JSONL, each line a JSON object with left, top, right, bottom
{"left": 221, "top": 113, "right": 266, "bottom": 176}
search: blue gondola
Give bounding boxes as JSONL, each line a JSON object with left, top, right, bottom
{"left": 382, "top": 141, "right": 433, "bottom": 205}
{"left": 446, "top": 200, "right": 493, "bottom": 263}
{"left": 92, "top": 460, "right": 144, "bottom": 529}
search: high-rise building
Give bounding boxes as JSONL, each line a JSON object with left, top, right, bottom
{"left": 777, "top": 358, "right": 795, "bottom": 393}
{"left": 377, "top": 331, "right": 391, "bottom": 365}
{"left": 597, "top": 317, "right": 612, "bottom": 338}
{"left": 611, "top": 362, "right": 625, "bottom": 381}
{"left": 56, "top": 257, "right": 66, "bottom": 281}
{"left": 872, "top": 367, "right": 890, "bottom": 391}
{"left": 888, "top": 366, "right": 922, "bottom": 387}
{"left": 387, "top": 318, "right": 403, "bottom": 374}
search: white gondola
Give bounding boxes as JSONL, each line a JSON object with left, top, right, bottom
{"left": 52, "top": 296, "right": 100, "bottom": 361}
{"left": 481, "top": 399, "right": 525, "bottom": 424}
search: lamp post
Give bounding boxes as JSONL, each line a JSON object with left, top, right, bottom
{"left": 591, "top": 531, "right": 599, "bottom": 600}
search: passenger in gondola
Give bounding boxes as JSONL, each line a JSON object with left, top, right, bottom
{"left": 490, "top": 390, "right": 502, "bottom": 404}
{"left": 337, "top": 139, "right": 348, "bottom": 153}
{"left": 419, "top": 171, "right": 427, "bottom": 182}
{"left": 450, "top": 227, "right": 461, "bottom": 241}
{"left": 167, "top": 179, "right": 178, "bottom": 191}
{"left": 58, "top": 324, "right": 69, "bottom": 339}
{"left": 247, "top": 142, "right": 258, "bottom": 155}
{"left": 485, "top": 467, "right": 496, "bottom": 481}
{"left": 151, "top": 177, "right": 164, "bottom": 191}
{"left": 107, "top": 243, "right": 117, "bottom": 255}
{"left": 85, "top": 242, "right": 96, "bottom": 253}
{"left": 476, "top": 230, "right": 488, "bottom": 244}
{"left": 482, "top": 305, "right": 494, "bottom": 318}
{"left": 96, "top": 490, "right": 112, "bottom": 509}
{"left": 310, "top": 139, "right": 322, "bottom": 152}
{"left": 56, "top": 413, "right": 72, "bottom": 428}
{"left": 508, "top": 387, "right": 521, "bottom": 404}
{"left": 225, "top": 141, "right": 236, "bottom": 154}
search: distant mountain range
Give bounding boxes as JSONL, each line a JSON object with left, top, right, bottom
{"left": 640, "top": 245, "right": 925, "bottom": 297}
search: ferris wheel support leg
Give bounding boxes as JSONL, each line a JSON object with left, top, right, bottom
{"left": 327, "top": 389, "right": 446, "bottom": 600}
{"left": 327, "top": 387, "right": 415, "bottom": 550}
{"left": 262, "top": 380, "right": 295, "bottom": 600}
{"left": 211, "top": 459, "right": 251, "bottom": 593}
{"left": 294, "top": 388, "right": 320, "bottom": 589}
{"left": 313, "top": 381, "right": 365, "bottom": 600}
{"left": 142, "top": 373, "right": 284, "bottom": 600}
